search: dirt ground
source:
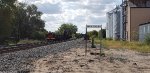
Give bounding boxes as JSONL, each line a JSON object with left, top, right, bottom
{"left": 31, "top": 42, "right": 150, "bottom": 73}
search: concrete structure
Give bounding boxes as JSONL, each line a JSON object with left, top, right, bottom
{"left": 139, "top": 22, "right": 150, "bottom": 41}
{"left": 122, "top": 0, "right": 150, "bottom": 41}
{"left": 106, "top": 6, "right": 123, "bottom": 40}
{"left": 106, "top": 0, "right": 150, "bottom": 41}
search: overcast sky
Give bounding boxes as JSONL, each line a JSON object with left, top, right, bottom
{"left": 18, "top": 0, "right": 122, "bottom": 33}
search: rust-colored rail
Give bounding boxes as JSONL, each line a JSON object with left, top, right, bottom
{"left": 0, "top": 39, "right": 74, "bottom": 54}
{"left": 0, "top": 42, "right": 48, "bottom": 54}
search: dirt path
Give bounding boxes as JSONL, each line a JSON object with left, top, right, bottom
{"left": 31, "top": 42, "right": 150, "bottom": 73}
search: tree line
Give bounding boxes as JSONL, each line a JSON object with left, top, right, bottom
{"left": 53, "top": 23, "right": 83, "bottom": 39}
{"left": 87, "top": 29, "right": 106, "bottom": 39}
{"left": 0, "top": 0, "right": 47, "bottom": 44}
{"left": 55, "top": 23, "right": 106, "bottom": 40}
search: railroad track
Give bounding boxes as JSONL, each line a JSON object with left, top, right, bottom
{"left": 0, "top": 42, "right": 48, "bottom": 54}
{"left": 0, "top": 40, "right": 73, "bottom": 54}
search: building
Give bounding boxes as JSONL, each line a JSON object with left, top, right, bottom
{"left": 106, "top": 6, "right": 123, "bottom": 40}
{"left": 139, "top": 22, "right": 150, "bottom": 41}
{"left": 106, "top": 0, "right": 150, "bottom": 41}
{"left": 122, "top": 0, "right": 150, "bottom": 41}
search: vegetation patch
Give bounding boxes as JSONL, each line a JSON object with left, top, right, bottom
{"left": 95, "top": 39, "right": 150, "bottom": 53}
{"left": 17, "top": 40, "right": 41, "bottom": 44}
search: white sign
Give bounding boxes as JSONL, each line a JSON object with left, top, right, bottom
{"left": 86, "top": 25, "right": 102, "bottom": 28}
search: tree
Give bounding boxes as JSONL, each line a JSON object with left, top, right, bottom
{"left": 87, "top": 30, "right": 98, "bottom": 38}
{"left": 87, "top": 29, "right": 106, "bottom": 39}
{"left": 100, "top": 29, "right": 106, "bottom": 39}
{"left": 0, "top": 1, "right": 47, "bottom": 44}
{"left": 57, "top": 23, "right": 78, "bottom": 37}
{"left": 75, "top": 33, "right": 83, "bottom": 38}
{"left": 0, "top": 0, "right": 17, "bottom": 44}
{"left": 11, "top": 3, "right": 27, "bottom": 40}
{"left": 31, "top": 29, "right": 48, "bottom": 40}
{"left": 12, "top": 3, "right": 46, "bottom": 40}
{"left": 144, "top": 33, "right": 150, "bottom": 45}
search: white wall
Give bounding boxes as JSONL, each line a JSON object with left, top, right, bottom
{"left": 139, "top": 23, "right": 150, "bottom": 42}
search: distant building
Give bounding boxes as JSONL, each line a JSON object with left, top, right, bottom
{"left": 122, "top": 0, "right": 150, "bottom": 41}
{"left": 107, "top": 0, "right": 150, "bottom": 41}
{"left": 106, "top": 6, "right": 123, "bottom": 40}
{"left": 139, "top": 22, "right": 150, "bottom": 41}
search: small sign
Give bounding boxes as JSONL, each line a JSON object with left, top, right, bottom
{"left": 86, "top": 25, "right": 102, "bottom": 28}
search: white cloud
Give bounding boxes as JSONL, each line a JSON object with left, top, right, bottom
{"left": 18, "top": 0, "right": 121, "bottom": 33}
{"left": 36, "top": 3, "right": 62, "bottom": 14}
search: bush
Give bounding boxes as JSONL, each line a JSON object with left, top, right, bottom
{"left": 106, "top": 38, "right": 113, "bottom": 40}
{"left": 0, "top": 37, "right": 18, "bottom": 45}
{"left": 31, "top": 31, "right": 47, "bottom": 40}
{"left": 75, "top": 33, "right": 83, "bottom": 38}
{"left": 144, "top": 34, "right": 150, "bottom": 45}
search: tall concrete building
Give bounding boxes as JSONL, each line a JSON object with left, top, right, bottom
{"left": 106, "top": 6, "right": 123, "bottom": 40}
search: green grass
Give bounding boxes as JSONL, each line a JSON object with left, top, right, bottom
{"left": 95, "top": 39, "right": 150, "bottom": 53}
{"left": 2, "top": 39, "right": 43, "bottom": 45}
{"left": 17, "top": 40, "right": 42, "bottom": 44}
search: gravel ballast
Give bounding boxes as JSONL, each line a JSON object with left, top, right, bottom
{"left": 0, "top": 39, "right": 83, "bottom": 73}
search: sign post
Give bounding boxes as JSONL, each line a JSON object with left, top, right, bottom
{"left": 85, "top": 24, "right": 88, "bottom": 56}
{"left": 85, "top": 25, "right": 102, "bottom": 56}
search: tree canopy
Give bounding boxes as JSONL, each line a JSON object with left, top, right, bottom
{"left": 87, "top": 30, "right": 98, "bottom": 38}
{"left": 0, "top": 0, "right": 17, "bottom": 43}
{"left": 56, "top": 23, "right": 78, "bottom": 37}
{"left": 87, "top": 29, "right": 106, "bottom": 39}
{"left": 12, "top": 3, "right": 46, "bottom": 40}
{"left": 0, "top": 0, "right": 47, "bottom": 44}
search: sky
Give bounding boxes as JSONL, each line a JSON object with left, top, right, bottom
{"left": 18, "top": 0, "right": 122, "bottom": 33}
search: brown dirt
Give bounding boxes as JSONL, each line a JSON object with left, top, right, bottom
{"left": 30, "top": 43, "right": 150, "bottom": 73}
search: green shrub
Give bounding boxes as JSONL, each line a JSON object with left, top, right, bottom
{"left": 91, "top": 37, "right": 96, "bottom": 48}
{"left": 144, "top": 34, "right": 150, "bottom": 45}
{"left": 75, "top": 33, "right": 82, "bottom": 38}
{"left": 31, "top": 31, "right": 47, "bottom": 40}
{"left": 106, "top": 38, "right": 113, "bottom": 40}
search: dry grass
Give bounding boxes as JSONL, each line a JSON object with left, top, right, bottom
{"left": 95, "top": 39, "right": 150, "bottom": 53}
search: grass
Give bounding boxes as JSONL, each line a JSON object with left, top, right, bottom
{"left": 4, "top": 39, "right": 42, "bottom": 45}
{"left": 17, "top": 40, "right": 42, "bottom": 44}
{"left": 95, "top": 39, "right": 150, "bottom": 53}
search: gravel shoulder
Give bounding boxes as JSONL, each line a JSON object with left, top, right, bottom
{"left": 0, "top": 39, "right": 150, "bottom": 73}
{"left": 31, "top": 41, "right": 150, "bottom": 73}
{"left": 0, "top": 39, "right": 82, "bottom": 73}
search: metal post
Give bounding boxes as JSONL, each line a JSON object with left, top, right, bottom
{"left": 100, "top": 26, "right": 102, "bottom": 56}
{"left": 122, "top": 0, "right": 127, "bottom": 41}
{"left": 85, "top": 25, "right": 102, "bottom": 56}
{"left": 85, "top": 25, "right": 87, "bottom": 56}
{"left": 122, "top": 0, "right": 124, "bottom": 40}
